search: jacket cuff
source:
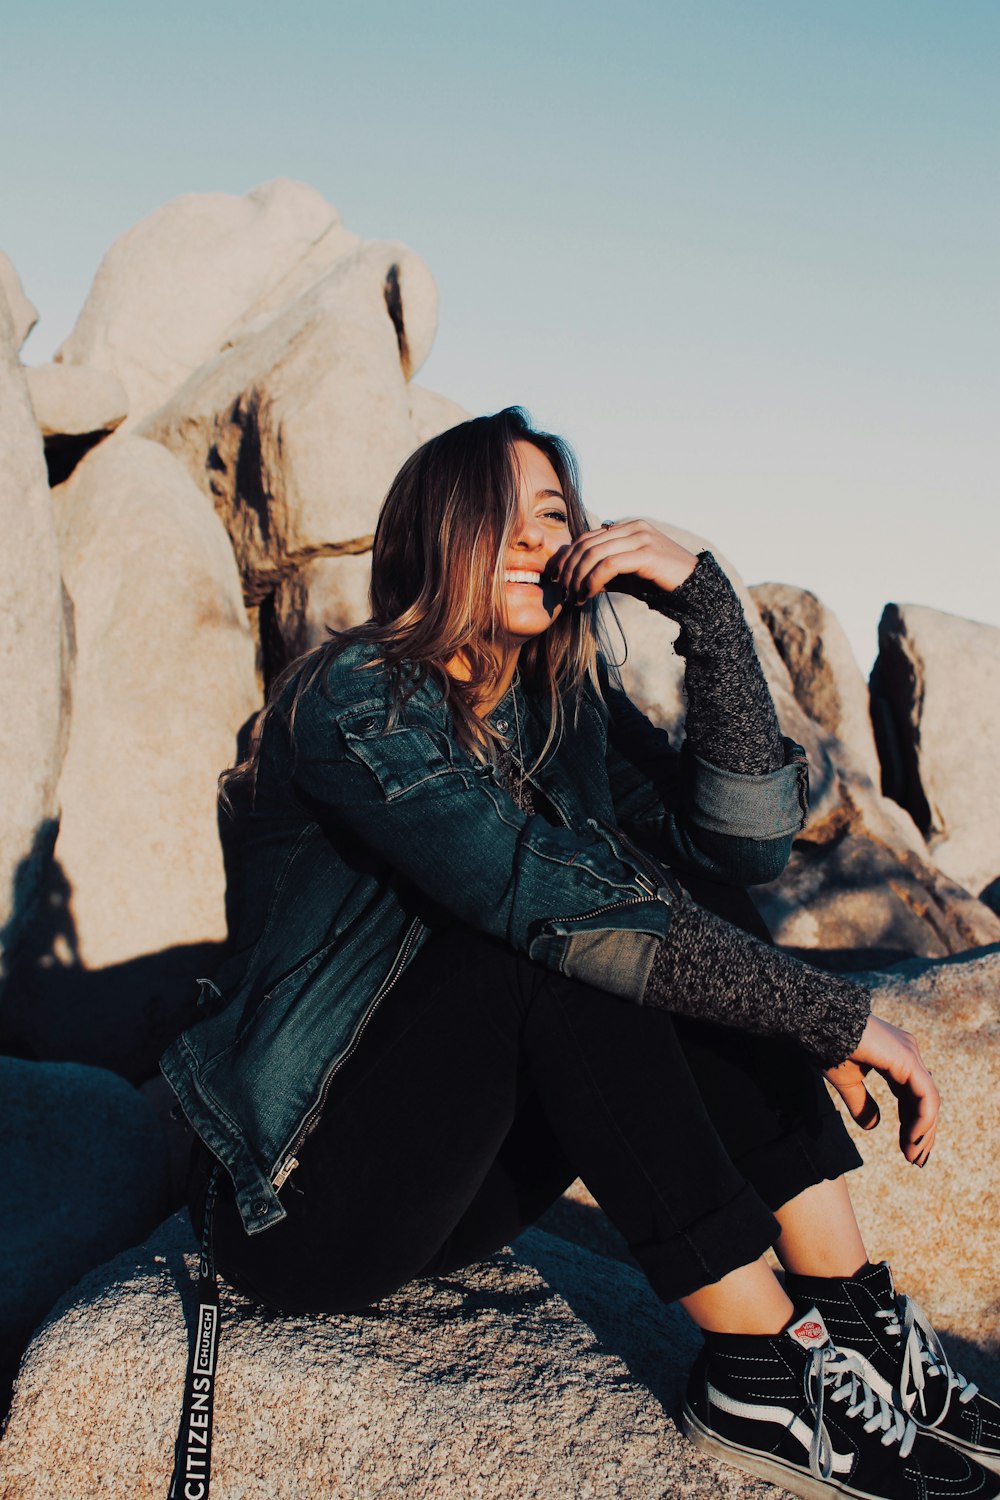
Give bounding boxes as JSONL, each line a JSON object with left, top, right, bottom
{"left": 684, "top": 737, "right": 809, "bottom": 839}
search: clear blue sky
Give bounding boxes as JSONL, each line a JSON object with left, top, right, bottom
{"left": 4, "top": 0, "right": 997, "bottom": 671}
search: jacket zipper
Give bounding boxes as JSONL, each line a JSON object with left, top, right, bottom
{"left": 503, "top": 732, "right": 679, "bottom": 901}
{"left": 545, "top": 894, "right": 661, "bottom": 926}
{"left": 591, "top": 816, "right": 684, "bottom": 904}
{"left": 504, "top": 758, "right": 681, "bottom": 921}
{"left": 271, "top": 914, "right": 424, "bottom": 1192}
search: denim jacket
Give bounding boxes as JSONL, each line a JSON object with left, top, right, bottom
{"left": 161, "top": 641, "right": 808, "bottom": 1236}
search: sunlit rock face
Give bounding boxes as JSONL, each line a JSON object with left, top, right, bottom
{"left": 751, "top": 581, "right": 882, "bottom": 789}
{"left": 0, "top": 283, "right": 69, "bottom": 990}
{"left": 142, "top": 240, "right": 438, "bottom": 601}
{"left": 53, "top": 179, "right": 364, "bottom": 427}
{"left": 4, "top": 436, "right": 259, "bottom": 1078}
{"left": 0, "top": 250, "right": 38, "bottom": 350}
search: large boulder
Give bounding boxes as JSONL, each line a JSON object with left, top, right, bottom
{"left": 0, "top": 1216, "right": 782, "bottom": 1500}
{"left": 2, "top": 436, "right": 259, "bottom": 1078}
{"left": 0, "top": 251, "right": 38, "bottom": 349}
{"left": 0, "top": 1058, "right": 168, "bottom": 1404}
{"left": 54, "top": 180, "right": 364, "bottom": 425}
{"left": 0, "top": 286, "right": 70, "bottom": 987}
{"left": 841, "top": 946, "right": 1000, "bottom": 1391}
{"left": 608, "top": 530, "right": 1000, "bottom": 966}
{"left": 871, "top": 604, "right": 1000, "bottom": 903}
{"left": 142, "top": 240, "right": 438, "bottom": 607}
{"left": 751, "top": 582, "right": 882, "bottom": 788}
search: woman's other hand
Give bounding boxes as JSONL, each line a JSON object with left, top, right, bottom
{"left": 550, "top": 518, "right": 699, "bottom": 603}
{"left": 823, "top": 1015, "right": 939, "bottom": 1167}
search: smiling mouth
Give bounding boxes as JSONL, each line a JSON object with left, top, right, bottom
{"left": 504, "top": 569, "right": 543, "bottom": 585}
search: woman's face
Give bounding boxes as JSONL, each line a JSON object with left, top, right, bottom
{"left": 496, "top": 440, "right": 573, "bottom": 650}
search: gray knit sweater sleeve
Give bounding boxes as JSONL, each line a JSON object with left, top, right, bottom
{"left": 638, "top": 553, "right": 870, "bottom": 1066}
{"left": 643, "top": 898, "right": 870, "bottom": 1068}
{"left": 647, "top": 550, "right": 784, "bottom": 775}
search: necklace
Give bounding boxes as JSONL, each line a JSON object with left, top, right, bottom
{"left": 510, "top": 668, "right": 525, "bottom": 801}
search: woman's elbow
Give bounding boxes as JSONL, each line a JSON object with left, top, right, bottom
{"left": 741, "top": 834, "right": 795, "bottom": 885}
{"left": 692, "top": 827, "right": 795, "bottom": 886}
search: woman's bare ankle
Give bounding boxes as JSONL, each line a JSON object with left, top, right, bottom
{"left": 680, "top": 1257, "right": 795, "bottom": 1337}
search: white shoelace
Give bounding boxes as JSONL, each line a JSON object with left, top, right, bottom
{"left": 877, "top": 1295, "right": 980, "bottom": 1427}
{"left": 805, "top": 1344, "right": 916, "bottom": 1482}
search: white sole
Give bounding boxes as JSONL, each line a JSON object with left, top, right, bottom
{"left": 683, "top": 1400, "right": 901, "bottom": 1500}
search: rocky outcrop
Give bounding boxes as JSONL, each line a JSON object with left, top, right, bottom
{"left": 142, "top": 241, "right": 438, "bottom": 602}
{"left": 843, "top": 946, "right": 1000, "bottom": 1390}
{"left": 4, "top": 179, "right": 1000, "bottom": 1498}
{"left": 54, "top": 180, "right": 364, "bottom": 426}
{"left": 0, "top": 1215, "right": 776, "bottom": 1500}
{"left": 2, "top": 436, "right": 259, "bottom": 1078}
{"left": 0, "top": 1059, "right": 168, "bottom": 1403}
{"left": 870, "top": 604, "right": 1000, "bottom": 904}
{"left": 751, "top": 582, "right": 882, "bottom": 788}
{"left": 0, "top": 287, "right": 70, "bottom": 987}
{"left": 0, "top": 251, "right": 38, "bottom": 349}
{"left": 610, "top": 531, "right": 1000, "bottom": 966}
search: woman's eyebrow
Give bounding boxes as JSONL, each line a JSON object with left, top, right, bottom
{"left": 535, "top": 489, "right": 566, "bottom": 502}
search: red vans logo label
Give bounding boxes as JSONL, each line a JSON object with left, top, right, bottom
{"left": 793, "top": 1320, "right": 826, "bottom": 1344}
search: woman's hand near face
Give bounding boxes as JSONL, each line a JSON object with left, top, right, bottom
{"left": 550, "top": 518, "right": 699, "bottom": 604}
{"left": 823, "top": 1014, "right": 940, "bottom": 1166}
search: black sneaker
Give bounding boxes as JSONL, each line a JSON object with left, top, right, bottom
{"left": 682, "top": 1307, "right": 1000, "bottom": 1498}
{"left": 787, "top": 1263, "right": 1000, "bottom": 1476}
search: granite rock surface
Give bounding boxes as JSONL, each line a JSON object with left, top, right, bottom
{"left": 0, "top": 286, "right": 70, "bottom": 987}
{"left": 55, "top": 179, "right": 363, "bottom": 425}
{"left": 0, "top": 1215, "right": 786, "bottom": 1500}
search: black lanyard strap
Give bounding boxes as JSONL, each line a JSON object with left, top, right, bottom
{"left": 169, "top": 1165, "right": 221, "bottom": 1500}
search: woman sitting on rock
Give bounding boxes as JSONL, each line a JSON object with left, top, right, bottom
{"left": 164, "top": 406, "right": 1000, "bottom": 1500}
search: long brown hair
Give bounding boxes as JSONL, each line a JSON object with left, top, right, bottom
{"left": 221, "top": 407, "right": 612, "bottom": 806}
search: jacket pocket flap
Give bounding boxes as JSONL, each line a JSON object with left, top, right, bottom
{"left": 337, "top": 708, "right": 454, "bottom": 801}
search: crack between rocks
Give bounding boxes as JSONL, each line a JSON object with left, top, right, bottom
{"left": 239, "top": 536, "right": 374, "bottom": 605}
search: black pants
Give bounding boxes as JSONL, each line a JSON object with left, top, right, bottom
{"left": 190, "top": 902, "right": 861, "bottom": 1312}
